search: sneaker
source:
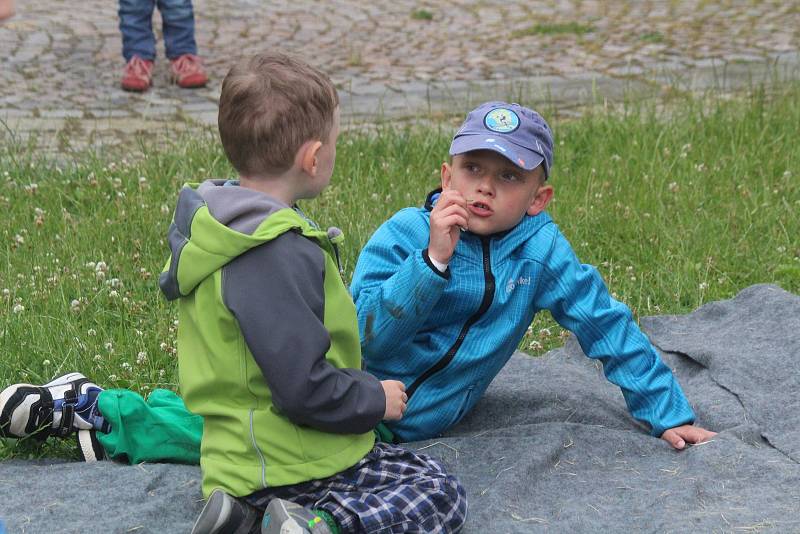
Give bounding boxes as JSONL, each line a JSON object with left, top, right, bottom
{"left": 191, "top": 489, "right": 259, "bottom": 534}
{"left": 0, "top": 372, "right": 109, "bottom": 440}
{"left": 121, "top": 55, "right": 154, "bottom": 92}
{"left": 170, "top": 54, "right": 208, "bottom": 88}
{"left": 262, "top": 499, "right": 331, "bottom": 534}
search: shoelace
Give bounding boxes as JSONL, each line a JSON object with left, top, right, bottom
{"left": 172, "top": 54, "right": 202, "bottom": 75}
{"left": 125, "top": 56, "right": 152, "bottom": 78}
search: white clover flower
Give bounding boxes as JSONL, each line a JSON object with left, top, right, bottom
{"left": 14, "top": 234, "right": 24, "bottom": 244}
{"left": 108, "top": 278, "right": 121, "bottom": 288}
{"left": 109, "top": 290, "right": 118, "bottom": 298}
{"left": 96, "top": 271, "right": 106, "bottom": 281}
{"left": 108, "top": 374, "right": 118, "bottom": 381}
{"left": 70, "top": 299, "right": 81, "bottom": 311}
{"left": 121, "top": 362, "right": 132, "bottom": 371}
{"left": 105, "top": 342, "right": 114, "bottom": 352}
{"left": 699, "top": 282, "right": 709, "bottom": 291}
{"left": 95, "top": 261, "right": 108, "bottom": 272}
{"left": 159, "top": 342, "right": 168, "bottom": 351}
{"left": 88, "top": 329, "right": 97, "bottom": 336}
{"left": 539, "top": 328, "right": 552, "bottom": 338}
{"left": 12, "top": 304, "right": 24, "bottom": 313}
{"left": 2, "top": 288, "right": 9, "bottom": 297}
{"left": 136, "top": 352, "right": 148, "bottom": 364}
{"left": 159, "top": 369, "right": 166, "bottom": 378}
{"left": 668, "top": 182, "right": 679, "bottom": 193}
{"left": 528, "top": 341, "right": 543, "bottom": 351}
{"left": 93, "top": 354, "right": 102, "bottom": 361}
{"left": 43, "top": 359, "right": 51, "bottom": 366}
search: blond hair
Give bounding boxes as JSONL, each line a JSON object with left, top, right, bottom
{"left": 218, "top": 52, "right": 339, "bottom": 176}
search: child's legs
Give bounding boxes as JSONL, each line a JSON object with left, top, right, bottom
{"left": 247, "top": 442, "right": 467, "bottom": 533}
{"left": 155, "top": 0, "right": 197, "bottom": 59}
{"left": 118, "top": 0, "right": 157, "bottom": 61}
{"left": 96, "top": 388, "right": 203, "bottom": 464}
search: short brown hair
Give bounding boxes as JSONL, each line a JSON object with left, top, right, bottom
{"left": 218, "top": 52, "right": 339, "bottom": 176}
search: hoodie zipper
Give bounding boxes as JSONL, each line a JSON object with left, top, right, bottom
{"left": 407, "top": 236, "right": 495, "bottom": 399}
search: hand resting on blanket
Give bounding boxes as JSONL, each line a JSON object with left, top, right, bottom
{"left": 661, "top": 424, "right": 716, "bottom": 449}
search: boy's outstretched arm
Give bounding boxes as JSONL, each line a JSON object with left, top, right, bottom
{"left": 661, "top": 424, "right": 716, "bottom": 449}
{"left": 224, "top": 232, "right": 387, "bottom": 434}
{"left": 536, "top": 231, "right": 703, "bottom": 439}
{"left": 351, "top": 209, "right": 452, "bottom": 360}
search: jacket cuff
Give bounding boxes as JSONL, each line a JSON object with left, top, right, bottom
{"left": 423, "top": 249, "right": 450, "bottom": 280}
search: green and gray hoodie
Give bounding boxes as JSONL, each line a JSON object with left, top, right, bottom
{"left": 159, "top": 180, "right": 383, "bottom": 498}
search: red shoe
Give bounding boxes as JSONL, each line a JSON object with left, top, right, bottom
{"left": 170, "top": 54, "right": 208, "bottom": 88}
{"left": 121, "top": 56, "right": 154, "bottom": 92}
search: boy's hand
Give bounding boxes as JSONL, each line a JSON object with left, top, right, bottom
{"left": 381, "top": 380, "right": 407, "bottom": 421}
{"left": 660, "top": 424, "right": 716, "bottom": 450}
{"left": 429, "top": 190, "right": 470, "bottom": 265}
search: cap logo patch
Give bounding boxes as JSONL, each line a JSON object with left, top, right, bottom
{"left": 484, "top": 108, "right": 520, "bottom": 133}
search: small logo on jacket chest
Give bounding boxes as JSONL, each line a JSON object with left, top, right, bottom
{"left": 505, "top": 276, "right": 531, "bottom": 293}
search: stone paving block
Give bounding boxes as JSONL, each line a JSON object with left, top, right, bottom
{"left": 0, "top": 0, "right": 799, "bottom": 152}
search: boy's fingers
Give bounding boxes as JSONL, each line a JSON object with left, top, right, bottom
{"left": 436, "top": 190, "right": 466, "bottom": 210}
{"left": 434, "top": 214, "right": 469, "bottom": 231}
{"left": 661, "top": 429, "right": 686, "bottom": 449}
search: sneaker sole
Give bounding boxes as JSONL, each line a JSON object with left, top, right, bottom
{"left": 0, "top": 373, "right": 87, "bottom": 438}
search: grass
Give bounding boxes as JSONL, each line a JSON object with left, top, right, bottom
{"left": 1, "top": 83, "right": 799, "bottom": 459}
{"left": 511, "top": 22, "right": 594, "bottom": 39}
{"left": 411, "top": 9, "right": 433, "bottom": 21}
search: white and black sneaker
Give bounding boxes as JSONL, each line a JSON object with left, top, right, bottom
{"left": 0, "top": 372, "right": 110, "bottom": 440}
{"left": 262, "top": 499, "right": 332, "bottom": 534}
{"left": 191, "top": 489, "right": 259, "bottom": 534}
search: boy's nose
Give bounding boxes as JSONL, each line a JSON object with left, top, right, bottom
{"left": 476, "top": 175, "right": 495, "bottom": 196}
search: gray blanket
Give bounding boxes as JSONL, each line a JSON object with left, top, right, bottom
{"left": 1, "top": 284, "right": 798, "bottom": 533}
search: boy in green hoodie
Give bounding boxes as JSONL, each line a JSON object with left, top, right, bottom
{"left": 0, "top": 52, "right": 466, "bottom": 534}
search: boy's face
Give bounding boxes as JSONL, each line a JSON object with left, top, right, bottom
{"left": 441, "top": 150, "right": 553, "bottom": 236}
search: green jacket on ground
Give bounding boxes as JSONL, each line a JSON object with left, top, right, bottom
{"left": 159, "top": 180, "right": 384, "bottom": 498}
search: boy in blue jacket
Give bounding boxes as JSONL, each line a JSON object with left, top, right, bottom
{"left": 351, "top": 101, "right": 715, "bottom": 448}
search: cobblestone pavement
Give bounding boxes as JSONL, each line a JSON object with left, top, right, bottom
{"left": 1, "top": 0, "right": 799, "bottom": 151}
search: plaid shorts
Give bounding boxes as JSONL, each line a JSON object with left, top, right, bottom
{"left": 246, "top": 442, "right": 467, "bottom": 533}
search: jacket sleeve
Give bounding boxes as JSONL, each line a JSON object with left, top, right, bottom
{"left": 350, "top": 210, "right": 450, "bottom": 360}
{"left": 535, "top": 230, "right": 695, "bottom": 437}
{"left": 223, "top": 231, "right": 385, "bottom": 434}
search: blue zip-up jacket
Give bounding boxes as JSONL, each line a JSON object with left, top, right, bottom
{"left": 351, "top": 190, "right": 695, "bottom": 442}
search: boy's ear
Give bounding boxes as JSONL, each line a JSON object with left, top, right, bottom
{"left": 527, "top": 184, "right": 554, "bottom": 216}
{"left": 440, "top": 162, "right": 452, "bottom": 190}
{"left": 299, "top": 140, "right": 323, "bottom": 176}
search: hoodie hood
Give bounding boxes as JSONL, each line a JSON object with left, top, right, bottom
{"left": 159, "top": 180, "right": 322, "bottom": 300}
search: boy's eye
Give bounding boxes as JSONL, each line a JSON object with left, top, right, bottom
{"left": 500, "top": 172, "right": 522, "bottom": 182}
{"left": 465, "top": 163, "right": 480, "bottom": 173}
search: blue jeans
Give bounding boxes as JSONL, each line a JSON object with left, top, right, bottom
{"left": 118, "top": 0, "right": 197, "bottom": 61}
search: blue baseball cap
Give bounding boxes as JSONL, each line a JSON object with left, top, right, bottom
{"left": 449, "top": 101, "right": 554, "bottom": 179}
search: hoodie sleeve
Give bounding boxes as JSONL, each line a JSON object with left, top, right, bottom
{"left": 350, "top": 209, "right": 451, "bottom": 361}
{"left": 535, "top": 230, "right": 695, "bottom": 437}
{"left": 223, "top": 231, "right": 385, "bottom": 434}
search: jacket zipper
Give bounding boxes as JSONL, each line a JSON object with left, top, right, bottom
{"left": 407, "top": 236, "right": 495, "bottom": 399}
